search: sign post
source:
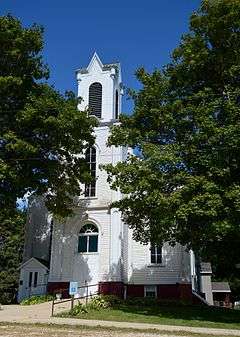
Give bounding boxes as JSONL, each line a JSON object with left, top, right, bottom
{"left": 69, "top": 281, "right": 78, "bottom": 310}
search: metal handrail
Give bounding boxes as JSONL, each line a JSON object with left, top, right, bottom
{"left": 51, "top": 283, "right": 99, "bottom": 316}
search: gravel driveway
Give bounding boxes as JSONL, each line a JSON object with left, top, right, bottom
{"left": 1, "top": 324, "right": 240, "bottom": 337}
{"left": 0, "top": 324, "right": 186, "bottom": 337}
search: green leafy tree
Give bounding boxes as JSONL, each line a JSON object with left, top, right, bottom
{"left": 104, "top": 0, "right": 240, "bottom": 259}
{"left": 0, "top": 15, "right": 97, "bottom": 218}
{"left": 201, "top": 233, "right": 240, "bottom": 301}
{"left": 0, "top": 209, "right": 25, "bottom": 303}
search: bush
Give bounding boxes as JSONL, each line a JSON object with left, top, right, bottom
{"left": 103, "top": 294, "right": 123, "bottom": 305}
{"left": 87, "top": 295, "right": 123, "bottom": 310}
{"left": 66, "top": 295, "right": 123, "bottom": 316}
{"left": 69, "top": 302, "right": 88, "bottom": 316}
{"left": 0, "top": 291, "right": 15, "bottom": 304}
{"left": 20, "top": 294, "right": 53, "bottom": 305}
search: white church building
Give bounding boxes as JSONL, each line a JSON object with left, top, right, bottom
{"left": 18, "top": 53, "right": 204, "bottom": 303}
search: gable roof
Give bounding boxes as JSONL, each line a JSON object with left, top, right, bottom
{"left": 19, "top": 257, "right": 49, "bottom": 270}
{"left": 212, "top": 282, "right": 231, "bottom": 292}
{"left": 76, "top": 52, "right": 120, "bottom": 75}
{"left": 35, "top": 258, "right": 50, "bottom": 268}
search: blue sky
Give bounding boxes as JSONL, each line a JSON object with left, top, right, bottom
{"left": 1, "top": 0, "right": 200, "bottom": 113}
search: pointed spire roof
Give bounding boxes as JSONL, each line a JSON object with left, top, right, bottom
{"left": 87, "top": 52, "right": 103, "bottom": 71}
{"left": 76, "top": 52, "right": 120, "bottom": 74}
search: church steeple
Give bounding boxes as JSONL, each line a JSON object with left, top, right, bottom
{"left": 76, "top": 53, "right": 122, "bottom": 123}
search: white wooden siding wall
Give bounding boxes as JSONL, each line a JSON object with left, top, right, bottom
{"left": 49, "top": 127, "right": 124, "bottom": 284}
{"left": 179, "top": 246, "right": 192, "bottom": 283}
{"left": 109, "top": 208, "right": 122, "bottom": 281}
{"left": 49, "top": 209, "right": 116, "bottom": 285}
{"left": 18, "top": 259, "right": 48, "bottom": 302}
{"left": 77, "top": 57, "right": 116, "bottom": 122}
{"left": 23, "top": 196, "right": 51, "bottom": 263}
{"left": 128, "top": 229, "right": 191, "bottom": 284}
{"left": 20, "top": 259, "right": 48, "bottom": 280}
{"left": 122, "top": 223, "right": 129, "bottom": 283}
{"left": 48, "top": 220, "right": 63, "bottom": 281}
{"left": 77, "top": 128, "right": 122, "bottom": 208}
{"left": 48, "top": 127, "right": 123, "bottom": 284}
{"left": 86, "top": 210, "right": 111, "bottom": 282}
{"left": 49, "top": 219, "right": 72, "bottom": 282}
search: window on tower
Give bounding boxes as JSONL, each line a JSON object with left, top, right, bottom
{"left": 89, "top": 82, "right": 102, "bottom": 118}
{"left": 115, "top": 90, "right": 119, "bottom": 119}
{"left": 85, "top": 147, "right": 96, "bottom": 197}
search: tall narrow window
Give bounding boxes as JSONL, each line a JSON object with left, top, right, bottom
{"left": 85, "top": 147, "right": 96, "bottom": 197}
{"left": 28, "top": 272, "right": 33, "bottom": 287}
{"left": 150, "top": 245, "right": 162, "bottom": 264}
{"left": 115, "top": 90, "right": 119, "bottom": 119}
{"left": 89, "top": 82, "right": 102, "bottom": 118}
{"left": 33, "top": 272, "right": 38, "bottom": 288}
{"left": 78, "top": 223, "right": 99, "bottom": 253}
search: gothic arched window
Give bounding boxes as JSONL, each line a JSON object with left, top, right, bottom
{"left": 85, "top": 147, "right": 96, "bottom": 197}
{"left": 89, "top": 82, "right": 102, "bottom": 118}
{"left": 78, "top": 223, "right": 99, "bottom": 253}
{"left": 115, "top": 90, "right": 119, "bottom": 119}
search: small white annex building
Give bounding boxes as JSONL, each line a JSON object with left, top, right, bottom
{"left": 18, "top": 53, "right": 204, "bottom": 303}
{"left": 19, "top": 258, "right": 49, "bottom": 300}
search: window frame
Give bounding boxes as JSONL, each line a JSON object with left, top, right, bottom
{"left": 115, "top": 89, "right": 119, "bottom": 119}
{"left": 88, "top": 82, "right": 102, "bottom": 118}
{"left": 84, "top": 147, "right": 97, "bottom": 198}
{"left": 150, "top": 244, "right": 162, "bottom": 265}
{"left": 144, "top": 285, "right": 157, "bottom": 298}
{"left": 33, "top": 272, "right": 38, "bottom": 288}
{"left": 28, "top": 272, "right": 33, "bottom": 288}
{"left": 78, "top": 223, "right": 99, "bottom": 254}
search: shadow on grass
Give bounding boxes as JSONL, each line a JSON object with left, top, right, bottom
{"left": 112, "top": 304, "right": 240, "bottom": 325}
{"left": 58, "top": 302, "right": 240, "bottom": 329}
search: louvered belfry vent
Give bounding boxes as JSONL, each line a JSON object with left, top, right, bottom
{"left": 89, "top": 82, "right": 102, "bottom": 118}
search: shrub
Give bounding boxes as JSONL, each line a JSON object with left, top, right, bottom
{"left": 20, "top": 294, "right": 53, "bottom": 305}
{"left": 103, "top": 294, "right": 123, "bottom": 305}
{"left": 87, "top": 295, "right": 123, "bottom": 310}
{"left": 69, "top": 302, "right": 88, "bottom": 316}
{"left": 0, "top": 291, "right": 15, "bottom": 305}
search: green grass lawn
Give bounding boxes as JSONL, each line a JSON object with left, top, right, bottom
{"left": 59, "top": 304, "right": 240, "bottom": 330}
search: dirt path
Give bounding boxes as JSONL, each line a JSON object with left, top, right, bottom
{"left": 0, "top": 301, "right": 70, "bottom": 320}
{"left": 1, "top": 304, "right": 240, "bottom": 337}
{"left": 0, "top": 324, "right": 187, "bottom": 337}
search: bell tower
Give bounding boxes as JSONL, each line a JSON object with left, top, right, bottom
{"left": 76, "top": 52, "right": 122, "bottom": 123}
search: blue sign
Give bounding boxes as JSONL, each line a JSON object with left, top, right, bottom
{"left": 69, "top": 281, "right": 78, "bottom": 295}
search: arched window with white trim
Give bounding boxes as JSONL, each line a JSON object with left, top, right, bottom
{"left": 85, "top": 147, "right": 96, "bottom": 197}
{"left": 78, "top": 223, "right": 98, "bottom": 253}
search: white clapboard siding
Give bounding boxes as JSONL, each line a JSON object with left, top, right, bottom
{"left": 23, "top": 196, "right": 52, "bottom": 263}
{"left": 127, "top": 228, "right": 191, "bottom": 284}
